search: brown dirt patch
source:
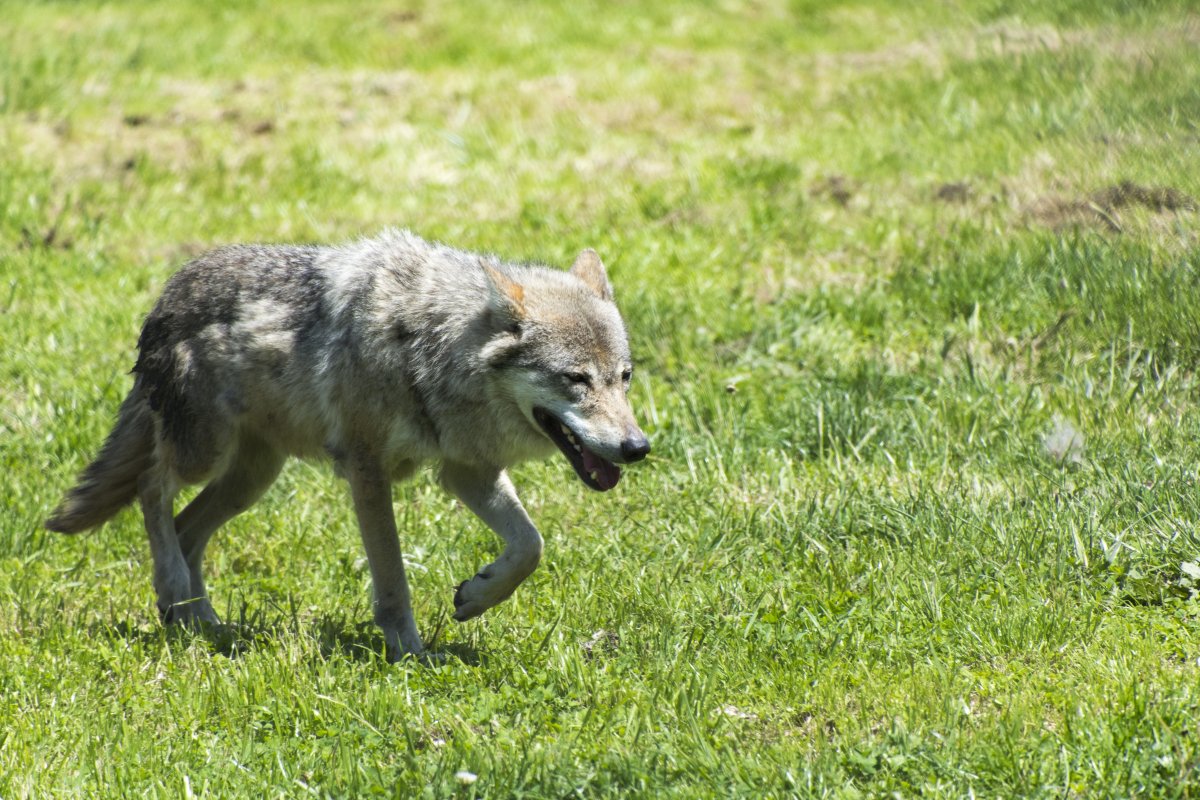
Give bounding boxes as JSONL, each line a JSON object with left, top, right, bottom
{"left": 385, "top": 9, "right": 420, "bottom": 26}
{"left": 934, "top": 181, "right": 972, "bottom": 204}
{"left": 1030, "top": 181, "right": 1197, "bottom": 232}
{"left": 810, "top": 174, "right": 854, "bottom": 207}
{"left": 1092, "top": 181, "right": 1196, "bottom": 213}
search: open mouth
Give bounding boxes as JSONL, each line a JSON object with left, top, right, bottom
{"left": 533, "top": 408, "right": 621, "bottom": 491}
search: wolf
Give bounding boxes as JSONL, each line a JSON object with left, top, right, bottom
{"left": 46, "top": 230, "right": 650, "bottom": 660}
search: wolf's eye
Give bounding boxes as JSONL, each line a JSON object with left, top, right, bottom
{"left": 621, "top": 368, "right": 633, "bottom": 383}
{"left": 564, "top": 372, "right": 592, "bottom": 387}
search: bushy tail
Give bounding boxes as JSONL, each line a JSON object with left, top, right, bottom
{"left": 45, "top": 390, "right": 154, "bottom": 534}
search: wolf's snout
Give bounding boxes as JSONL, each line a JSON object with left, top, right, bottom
{"left": 620, "top": 431, "right": 651, "bottom": 463}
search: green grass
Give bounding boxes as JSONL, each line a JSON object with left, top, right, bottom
{"left": 4, "top": 0, "right": 1200, "bottom": 796}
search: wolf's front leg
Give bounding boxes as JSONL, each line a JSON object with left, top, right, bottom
{"left": 344, "top": 454, "right": 425, "bottom": 660}
{"left": 441, "top": 463, "right": 544, "bottom": 621}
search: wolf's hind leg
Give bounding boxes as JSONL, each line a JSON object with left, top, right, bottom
{"left": 137, "top": 464, "right": 195, "bottom": 625}
{"left": 440, "top": 464, "right": 543, "bottom": 622}
{"left": 343, "top": 454, "right": 425, "bottom": 660}
{"left": 174, "top": 435, "right": 285, "bottom": 624}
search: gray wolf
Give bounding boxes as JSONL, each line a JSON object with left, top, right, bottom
{"left": 46, "top": 230, "right": 650, "bottom": 660}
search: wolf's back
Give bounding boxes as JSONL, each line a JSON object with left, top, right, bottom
{"left": 46, "top": 380, "right": 155, "bottom": 533}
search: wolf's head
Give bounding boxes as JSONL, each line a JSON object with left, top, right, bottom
{"left": 481, "top": 250, "right": 650, "bottom": 491}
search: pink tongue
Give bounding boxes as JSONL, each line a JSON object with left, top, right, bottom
{"left": 581, "top": 446, "right": 622, "bottom": 490}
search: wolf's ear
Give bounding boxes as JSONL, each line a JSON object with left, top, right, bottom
{"left": 570, "top": 249, "right": 613, "bottom": 302}
{"left": 481, "top": 260, "right": 526, "bottom": 329}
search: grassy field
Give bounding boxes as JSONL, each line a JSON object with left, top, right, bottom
{"left": 3, "top": 0, "right": 1200, "bottom": 795}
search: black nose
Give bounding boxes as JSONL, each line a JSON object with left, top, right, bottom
{"left": 621, "top": 432, "right": 651, "bottom": 463}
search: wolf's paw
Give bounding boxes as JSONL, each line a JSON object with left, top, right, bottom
{"left": 381, "top": 624, "right": 427, "bottom": 663}
{"left": 159, "top": 598, "right": 220, "bottom": 628}
{"left": 452, "top": 571, "right": 512, "bottom": 622}
{"left": 452, "top": 577, "right": 485, "bottom": 621}
{"left": 388, "top": 648, "right": 449, "bottom": 666}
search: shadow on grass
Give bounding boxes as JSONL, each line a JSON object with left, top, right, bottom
{"left": 313, "top": 608, "right": 481, "bottom": 665}
{"left": 95, "top": 611, "right": 481, "bottom": 666}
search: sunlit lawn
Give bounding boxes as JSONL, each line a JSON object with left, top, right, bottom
{"left": 3, "top": 1, "right": 1200, "bottom": 796}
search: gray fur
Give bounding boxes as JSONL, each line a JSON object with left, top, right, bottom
{"left": 46, "top": 229, "right": 649, "bottom": 659}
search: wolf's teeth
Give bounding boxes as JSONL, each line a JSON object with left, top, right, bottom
{"left": 560, "top": 424, "right": 571, "bottom": 436}
{"left": 589, "top": 470, "right": 598, "bottom": 482}
{"left": 566, "top": 432, "right": 577, "bottom": 444}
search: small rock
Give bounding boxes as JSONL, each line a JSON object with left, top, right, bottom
{"left": 1043, "top": 415, "right": 1084, "bottom": 465}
